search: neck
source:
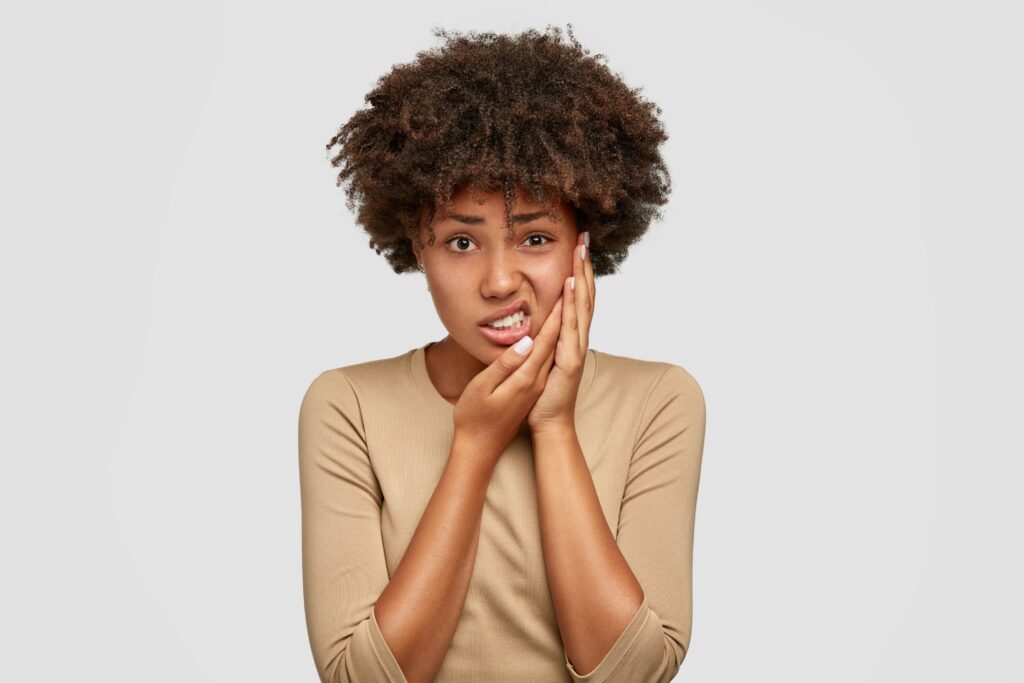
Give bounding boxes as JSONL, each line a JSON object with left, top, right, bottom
{"left": 424, "top": 336, "right": 532, "bottom": 437}
{"left": 424, "top": 336, "right": 486, "bottom": 403}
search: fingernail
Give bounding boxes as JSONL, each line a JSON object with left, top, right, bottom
{"left": 569, "top": 276, "right": 575, "bottom": 290}
{"left": 583, "top": 231, "right": 590, "bottom": 247}
{"left": 580, "top": 244, "right": 586, "bottom": 261}
{"left": 513, "top": 335, "right": 533, "bottom": 354}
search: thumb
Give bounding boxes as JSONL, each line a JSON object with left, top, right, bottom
{"left": 482, "top": 334, "right": 534, "bottom": 389}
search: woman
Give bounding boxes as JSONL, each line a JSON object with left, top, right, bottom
{"left": 299, "top": 25, "right": 706, "bottom": 683}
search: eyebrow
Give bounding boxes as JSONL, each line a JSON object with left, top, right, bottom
{"left": 443, "top": 211, "right": 550, "bottom": 225}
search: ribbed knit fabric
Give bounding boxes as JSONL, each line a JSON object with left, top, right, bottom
{"left": 298, "top": 341, "right": 706, "bottom": 683}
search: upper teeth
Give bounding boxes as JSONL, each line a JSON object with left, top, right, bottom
{"left": 487, "top": 310, "right": 525, "bottom": 328}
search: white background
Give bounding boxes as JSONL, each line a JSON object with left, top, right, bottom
{"left": 2, "top": 1, "right": 1021, "bottom": 680}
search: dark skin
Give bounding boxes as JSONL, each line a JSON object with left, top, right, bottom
{"left": 401, "top": 184, "right": 638, "bottom": 677}
{"left": 319, "top": 23, "right": 679, "bottom": 683}
{"left": 414, "top": 185, "right": 590, "bottom": 428}
{"left": 371, "top": 258, "right": 567, "bottom": 683}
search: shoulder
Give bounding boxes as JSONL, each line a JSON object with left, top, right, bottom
{"left": 299, "top": 349, "right": 414, "bottom": 423}
{"left": 298, "top": 368, "right": 359, "bottom": 437}
{"left": 596, "top": 353, "right": 706, "bottom": 467}
{"left": 300, "top": 367, "right": 354, "bottom": 407}
{"left": 302, "top": 350, "right": 412, "bottom": 401}
{"left": 591, "top": 348, "right": 704, "bottom": 407}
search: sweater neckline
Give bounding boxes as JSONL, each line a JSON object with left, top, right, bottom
{"left": 409, "top": 341, "right": 598, "bottom": 416}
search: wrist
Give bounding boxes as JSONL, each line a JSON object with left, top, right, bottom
{"left": 452, "top": 429, "right": 504, "bottom": 469}
{"left": 527, "top": 418, "right": 576, "bottom": 441}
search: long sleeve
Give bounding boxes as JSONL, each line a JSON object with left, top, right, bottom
{"left": 563, "top": 364, "right": 707, "bottom": 682}
{"left": 298, "top": 369, "right": 408, "bottom": 683}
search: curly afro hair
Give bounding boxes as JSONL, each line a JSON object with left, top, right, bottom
{"left": 325, "top": 23, "right": 672, "bottom": 277}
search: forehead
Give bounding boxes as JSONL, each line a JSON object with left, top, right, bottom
{"left": 434, "top": 186, "right": 576, "bottom": 229}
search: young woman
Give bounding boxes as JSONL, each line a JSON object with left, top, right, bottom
{"left": 299, "top": 25, "right": 706, "bottom": 683}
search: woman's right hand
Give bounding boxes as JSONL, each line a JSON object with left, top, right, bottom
{"left": 453, "top": 296, "right": 564, "bottom": 460}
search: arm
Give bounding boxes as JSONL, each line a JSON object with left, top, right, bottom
{"left": 298, "top": 370, "right": 499, "bottom": 683}
{"left": 531, "top": 365, "right": 706, "bottom": 682}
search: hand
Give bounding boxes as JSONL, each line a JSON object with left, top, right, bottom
{"left": 527, "top": 231, "right": 594, "bottom": 432}
{"left": 453, "top": 295, "right": 564, "bottom": 461}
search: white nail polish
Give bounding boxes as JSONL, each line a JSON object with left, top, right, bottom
{"left": 569, "top": 276, "right": 575, "bottom": 290}
{"left": 580, "top": 244, "right": 586, "bottom": 261}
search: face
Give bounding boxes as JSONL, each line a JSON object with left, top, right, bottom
{"left": 413, "top": 185, "right": 580, "bottom": 367}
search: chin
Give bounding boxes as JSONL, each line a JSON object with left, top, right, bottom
{"left": 476, "top": 340, "right": 509, "bottom": 365}
{"left": 448, "top": 331, "right": 494, "bottom": 364}
{"left": 474, "top": 342, "right": 502, "bottom": 363}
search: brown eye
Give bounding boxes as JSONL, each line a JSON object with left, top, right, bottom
{"left": 445, "top": 235, "right": 477, "bottom": 253}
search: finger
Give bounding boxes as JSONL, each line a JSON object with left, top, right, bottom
{"left": 533, "top": 296, "right": 564, "bottom": 358}
{"left": 569, "top": 235, "right": 588, "bottom": 352}
{"left": 484, "top": 327, "right": 539, "bottom": 391}
{"left": 536, "top": 342, "right": 557, "bottom": 386}
{"left": 580, "top": 232, "right": 594, "bottom": 350}
{"left": 574, "top": 239, "right": 587, "bottom": 328}
{"left": 584, "top": 232, "right": 594, "bottom": 306}
{"left": 506, "top": 296, "right": 563, "bottom": 383}
{"left": 563, "top": 273, "right": 579, "bottom": 351}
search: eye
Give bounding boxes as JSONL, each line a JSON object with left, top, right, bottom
{"left": 446, "top": 235, "right": 477, "bottom": 253}
{"left": 443, "top": 233, "right": 554, "bottom": 253}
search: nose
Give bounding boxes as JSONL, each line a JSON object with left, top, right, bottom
{"left": 480, "top": 247, "right": 522, "bottom": 300}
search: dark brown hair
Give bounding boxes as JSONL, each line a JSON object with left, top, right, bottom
{"left": 325, "top": 24, "right": 671, "bottom": 276}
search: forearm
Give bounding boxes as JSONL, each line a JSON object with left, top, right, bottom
{"left": 374, "top": 433, "right": 497, "bottom": 683}
{"left": 531, "top": 422, "right": 644, "bottom": 676}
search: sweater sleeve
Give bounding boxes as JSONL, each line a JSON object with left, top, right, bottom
{"left": 563, "top": 364, "right": 706, "bottom": 683}
{"left": 298, "top": 369, "right": 408, "bottom": 683}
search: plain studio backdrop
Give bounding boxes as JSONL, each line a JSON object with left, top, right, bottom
{"left": 2, "top": 1, "right": 1021, "bottom": 681}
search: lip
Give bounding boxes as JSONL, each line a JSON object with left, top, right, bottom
{"left": 479, "top": 314, "right": 532, "bottom": 346}
{"left": 478, "top": 299, "right": 530, "bottom": 325}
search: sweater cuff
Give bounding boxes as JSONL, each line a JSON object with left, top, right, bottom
{"left": 563, "top": 590, "right": 661, "bottom": 682}
{"left": 366, "top": 605, "right": 409, "bottom": 683}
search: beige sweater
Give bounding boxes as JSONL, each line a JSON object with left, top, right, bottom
{"left": 298, "top": 342, "right": 706, "bottom": 682}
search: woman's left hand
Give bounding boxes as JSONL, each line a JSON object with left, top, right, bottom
{"left": 527, "top": 231, "right": 594, "bottom": 432}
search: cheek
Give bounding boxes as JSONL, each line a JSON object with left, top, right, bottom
{"left": 529, "top": 257, "right": 573, "bottom": 299}
{"left": 426, "top": 277, "right": 463, "bottom": 316}
{"left": 425, "top": 273, "right": 483, "bottom": 333}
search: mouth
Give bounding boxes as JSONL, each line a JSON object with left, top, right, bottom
{"left": 478, "top": 299, "right": 530, "bottom": 326}
{"left": 479, "top": 313, "right": 531, "bottom": 345}
{"left": 478, "top": 300, "right": 531, "bottom": 346}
